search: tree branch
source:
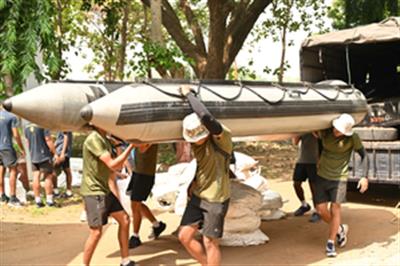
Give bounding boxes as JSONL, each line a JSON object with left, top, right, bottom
{"left": 223, "top": 0, "right": 271, "bottom": 74}
{"left": 180, "top": 0, "right": 206, "bottom": 56}
{"left": 141, "top": 0, "right": 206, "bottom": 77}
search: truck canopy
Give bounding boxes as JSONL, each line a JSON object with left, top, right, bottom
{"left": 300, "top": 17, "right": 400, "bottom": 101}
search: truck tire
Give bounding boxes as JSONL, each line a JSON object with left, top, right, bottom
{"left": 353, "top": 127, "right": 398, "bottom": 141}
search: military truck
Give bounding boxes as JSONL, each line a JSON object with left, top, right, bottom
{"left": 300, "top": 17, "right": 400, "bottom": 185}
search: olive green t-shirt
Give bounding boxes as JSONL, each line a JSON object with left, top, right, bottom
{"left": 80, "top": 131, "right": 112, "bottom": 196}
{"left": 192, "top": 126, "right": 232, "bottom": 203}
{"left": 317, "top": 129, "right": 363, "bottom": 181}
{"left": 132, "top": 144, "right": 158, "bottom": 176}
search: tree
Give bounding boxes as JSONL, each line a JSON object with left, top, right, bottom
{"left": 328, "top": 0, "right": 399, "bottom": 29}
{"left": 0, "top": 0, "right": 61, "bottom": 97}
{"left": 140, "top": 0, "right": 272, "bottom": 79}
{"left": 252, "top": 0, "right": 327, "bottom": 83}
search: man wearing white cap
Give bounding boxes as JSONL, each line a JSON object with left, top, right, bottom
{"left": 314, "top": 113, "right": 369, "bottom": 257}
{"left": 178, "top": 85, "right": 232, "bottom": 266}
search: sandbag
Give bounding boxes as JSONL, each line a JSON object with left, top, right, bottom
{"left": 220, "top": 229, "right": 269, "bottom": 247}
{"left": 242, "top": 173, "right": 269, "bottom": 192}
{"left": 261, "top": 190, "right": 283, "bottom": 209}
{"left": 231, "top": 152, "right": 258, "bottom": 173}
{"left": 167, "top": 162, "right": 190, "bottom": 179}
{"left": 258, "top": 209, "right": 286, "bottom": 221}
{"left": 224, "top": 214, "right": 261, "bottom": 233}
{"left": 226, "top": 205, "right": 257, "bottom": 219}
{"left": 229, "top": 181, "right": 263, "bottom": 211}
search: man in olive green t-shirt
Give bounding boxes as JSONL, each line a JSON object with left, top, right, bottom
{"left": 81, "top": 128, "right": 136, "bottom": 266}
{"left": 314, "top": 114, "right": 369, "bottom": 258}
{"left": 178, "top": 86, "right": 232, "bottom": 266}
{"left": 126, "top": 144, "right": 166, "bottom": 249}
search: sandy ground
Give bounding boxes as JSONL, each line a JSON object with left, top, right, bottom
{"left": 1, "top": 179, "right": 399, "bottom": 266}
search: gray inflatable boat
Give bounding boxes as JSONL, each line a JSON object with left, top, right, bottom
{"left": 80, "top": 79, "right": 368, "bottom": 142}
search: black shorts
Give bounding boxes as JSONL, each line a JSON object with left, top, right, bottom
{"left": 54, "top": 157, "right": 70, "bottom": 173}
{"left": 126, "top": 172, "right": 155, "bottom": 202}
{"left": 180, "top": 195, "right": 230, "bottom": 239}
{"left": 0, "top": 149, "right": 17, "bottom": 167}
{"left": 84, "top": 193, "right": 124, "bottom": 227}
{"left": 293, "top": 163, "right": 317, "bottom": 183}
{"left": 32, "top": 159, "right": 54, "bottom": 174}
{"left": 314, "top": 175, "right": 347, "bottom": 204}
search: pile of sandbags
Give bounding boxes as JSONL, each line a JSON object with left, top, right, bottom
{"left": 232, "top": 152, "right": 286, "bottom": 221}
{"left": 221, "top": 181, "right": 269, "bottom": 246}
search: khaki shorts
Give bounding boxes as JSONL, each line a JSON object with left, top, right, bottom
{"left": 84, "top": 193, "right": 124, "bottom": 228}
{"left": 180, "top": 195, "right": 230, "bottom": 239}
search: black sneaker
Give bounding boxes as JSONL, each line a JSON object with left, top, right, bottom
{"left": 326, "top": 241, "right": 337, "bottom": 257}
{"left": 309, "top": 212, "right": 321, "bottom": 223}
{"left": 46, "top": 201, "right": 58, "bottom": 207}
{"left": 128, "top": 235, "right": 142, "bottom": 249}
{"left": 149, "top": 221, "right": 166, "bottom": 240}
{"left": 120, "top": 261, "right": 136, "bottom": 266}
{"left": 36, "top": 202, "right": 45, "bottom": 208}
{"left": 8, "top": 196, "right": 22, "bottom": 207}
{"left": 294, "top": 204, "right": 311, "bottom": 216}
{"left": 336, "top": 224, "right": 349, "bottom": 248}
{"left": 1, "top": 194, "right": 10, "bottom": 204}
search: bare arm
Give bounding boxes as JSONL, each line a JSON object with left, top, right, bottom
{"left": 45, "top": 135, "right": 56, "bottom": 155}
{"left": 12, "top": 127, "right": 25, "bottom": 155}
{"left": 292, "top": 135, "right": 301, "bottom": 145}
{"left": 108, "top": 173, "right": 120, "bottom": 199}
{"left": 99, "top": 144, "right": 134, "bottom": 171}
{"left": 60, "top": 133, "right": 69, "bottom": 158}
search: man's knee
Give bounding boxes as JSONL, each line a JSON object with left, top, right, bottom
{"left": 90, "top": 228, "right": 102, "bottom": 239}
{"left": 203, "top": 236, "right": 219, "bottom": 250}
{"left": 293, "top": 181, "right": 302, "bottom": 189}
{"left": 331, "top": 203, "right": 341, "bottom": 213}
{"left": 178, "top": 227, "right": 193, "bottom": 245}
{"left": 131, "top": 201, "right": 142, "bottom": 211}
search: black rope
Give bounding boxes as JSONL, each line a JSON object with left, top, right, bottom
{"left": 197, "top": 82, "right": 244, "bottom": 101}
{"left": 143, "top": 80, "right": 183, "bottom": 99}
{"left": 241, "top": 84, "right": 286, "bottom": 105}
{"left": 143, "top": 79, "right": 357, "bottom": 105}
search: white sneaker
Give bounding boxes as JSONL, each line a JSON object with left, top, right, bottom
{"left": 80, "top": 210, "right": 87, "bottom": 222}
{"left": 337, "top": 224, "right": 349, "bottom": 248}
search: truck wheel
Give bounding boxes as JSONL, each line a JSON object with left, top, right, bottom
{"left": 353, "top": 127, "right": 398, "bottom": 141}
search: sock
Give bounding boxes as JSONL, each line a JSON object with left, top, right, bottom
{"left": 153, "top": 221, "right": 160, "bottom": 228}
{"left": 66, "top": 190, "right": 73, "bottom": 196}
{"left": 132, "top": 232, "right": 139, "bottom": 238}
{"left": 327, "top": 239, "right": 334, "bottom": 244}
{"left": 35, "top": 196, "right": 41, "bottom": 204}
{"left": 121, "top": 257, "right": 131, "bottom": 266}
{"left": 46, "top": 194, "right": 54, "bottom": 203}
{"left": 53, "top": 188, "right": 59, "bottom": 194}
{"left": 301, "top": 201, "right": 308, "bottom": 207}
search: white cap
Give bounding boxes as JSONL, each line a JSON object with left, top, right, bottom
{"left": 332, "top": 113, "right": 355, "bottom": 136}
{"left": 182, "top": 113, "right": 209, "bottom": 143}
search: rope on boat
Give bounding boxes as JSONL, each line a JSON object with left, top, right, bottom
{"left": 142, "top": 80, "right": 356, "bottom": 104}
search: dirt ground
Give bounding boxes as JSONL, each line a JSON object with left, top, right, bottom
{"left": 1, "top": 177, "right": 399, "bottom": 266}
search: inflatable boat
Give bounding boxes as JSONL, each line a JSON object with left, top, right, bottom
{"left": 80, "top": 79, "right": 368, "bottom": 143}
{"left": 2, "top": 81, "right": 128, "bottom": 131}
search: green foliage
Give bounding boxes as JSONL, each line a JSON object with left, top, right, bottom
{"left": 328, "top": 0, "right": 399, "bottom": 29}
{"left": 250, "top": 0, "right": 328, "bottom": 82}
{"left": 0, "top": 0, "right": 62, "bottom": 95}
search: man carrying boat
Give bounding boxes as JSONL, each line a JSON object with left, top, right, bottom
{"left": 313, "top": 114, "right": 369, "bottom": 257}
{"left": 126, "top": 143, "right": 167, "bottom": 248}
{"left": 178, "top": 85, "right": 232, "bottom": 266}
{"left": 80, "top": 127, "right": 136, "bottom": 266}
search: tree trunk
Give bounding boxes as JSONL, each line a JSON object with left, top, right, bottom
{"left": 4, "top": 74, "right": 14, "bottom": 97}
{"left": 116, "top": 2, "right": 130, "bottom": 81}
{"left": 150, "top": 0, "right": 163, "bottom": 43}
{"left": 278, "top": 26, "right": 287, "bottom": 83}
{"left": 54, "top": 0, "right": 64, "bottom": 80}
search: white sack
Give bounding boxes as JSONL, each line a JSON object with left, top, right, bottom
{"left": 262, "top": 190, "right": 283, "bottom": 209}
{"left": 258, "top": 209, "right": 286, "bottom": 221}
{"left": 224, "top": 214, "right": 261, "bottom": 233}
{"left": 231, "top": 152, "right": 258, "bottom": 173}
{"left": 229, "top": 181, "right": 263, "bottom": 212}
{"left": 220, "top": 229, "right": 269, "bottom": 247}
